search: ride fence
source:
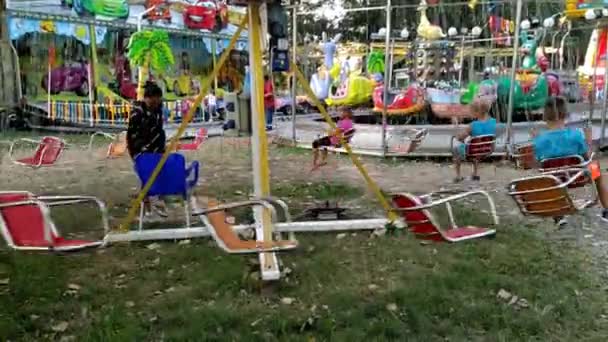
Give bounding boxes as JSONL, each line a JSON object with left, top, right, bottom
{"left": 46, "top": 99, "right": 206, "bottom": 127}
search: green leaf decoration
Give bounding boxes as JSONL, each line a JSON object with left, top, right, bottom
{"left": 127, "top": 29, "right": 175, "bottom": 72}
{"left": 367, "top": 51, "right": 385, "bottom": 75}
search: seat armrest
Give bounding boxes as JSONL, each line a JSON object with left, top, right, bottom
{"left": 88, "top": 131, "right": 116, "bottom": 150}
{"left": 193, "top": 199, "right": 279, "bottom": 223}
{"left": 186, "top": 160, "right": 200, "bottom": 189}
{"left": 37, "top": 195, "right": 110, "bottom": 242}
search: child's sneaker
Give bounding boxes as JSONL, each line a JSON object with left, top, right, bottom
{"left": 553, "top": 216, "right": 568, "bottom": 229}
{"left": 471, "top": 175, "right": 481, "bottom": 182}
{"left": 149, "top": 198, "right": 168, "bottom": 218}
{"left": 600, "top": 209, "right": 608, "bottom": 223}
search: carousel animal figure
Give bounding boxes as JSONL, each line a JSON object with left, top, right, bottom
{"left": 497, "top": 29, "right": 558, "bottom": 111}
{"left": 417, "top": 0, "right": 446, "bottom": 40}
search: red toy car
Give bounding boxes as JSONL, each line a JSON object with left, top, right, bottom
{"left": 184, "top": 0, "right": 228, "bottom": 32}
{"left": 144, "top": 0, "right": 171, "bottom": 23}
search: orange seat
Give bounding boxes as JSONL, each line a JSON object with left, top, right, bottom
{"left": 508, "top": 171, "right": 598, "bottom": 242}
{"left": 89, "top": 131, "right": 127, "bottom": 159}
{"left": 107, "top": 132, "right": 127, "bottom": 158}
{"left": 0, "top": 192, "right": 108, "bottom": 251}
{"left": 391, "top": 191, "right": 498, "bottom": 243}
{"left": 198, "top": 198, "right": 297, "bottom": 254}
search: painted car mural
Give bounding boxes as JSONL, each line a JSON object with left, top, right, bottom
{"left": 144, "top": 0, "right": 171, "bottom": 23}
{"left": 41, "top": 62, "right": 90, "bottom": 96}
{"left": 184, "top": 0, "right": 228, "bottom": 32}
{"left": 61, "top": 0, "right": 129, "bottom": 18}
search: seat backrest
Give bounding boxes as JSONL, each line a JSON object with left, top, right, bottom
{"left": 0, "top": 193, "right": 51, "bottom": 247}
{"left": 108, "top": 132, "right": 127, "bottom": 157}
{"left": 540, "top": 155, "right": 589, "bottom": 188}
{"left": 466, "top": 135, "right": 495, "bottom": 160}
{"left": 508, "top": 176, "right": 577, "bottom": 217}
{"left": 134, "top": 153, "right": 188, "bottom": 198}
{"left": 33, "top": 137, "right": 65, "bottom": 165}
{"left": 392, "top": 194, "right": 444, "bottom": 242}
{"left": 514, "top": 143, "right": 535, "bottom": 169}
{"left": 194, "top": 128, "right": 208, "bottom": 145}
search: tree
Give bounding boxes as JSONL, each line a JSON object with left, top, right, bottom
{"left": 127, "top": 29, "right": 175, "bottom": 101}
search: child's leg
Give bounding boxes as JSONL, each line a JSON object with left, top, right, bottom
{"left": 472, "top": 160, "right": 479, "bottom": 179}
{"left": 312, "top": 148, "right": 319, "bottom": 166}
{"left": 593, "top": 174, "right": 608, "bottom": 209}
{"left": 143, "top": 198, "right": 151, "bottom": 213}
{"left": 452, "top": 143, "right": 463, "bottom": 181}
{"left": 454, "top": 157, "right": 462, "bottom": 180}
{"left": 312, "top": 139, "right": 321, "bottom": 166}
{"left": 320, "top": 149, "right": 328, "bottom": 164}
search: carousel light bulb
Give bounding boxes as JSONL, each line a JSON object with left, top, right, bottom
{"left": 520, "top": 19, "right": 531, "bottom": 30}
{"left": 448, "top": 27, "right": 458, "bottom": 37}
{"left": 378, "top": 27, "right": 387, "bottom": 37}
{"left": 603, "top": 9, "right": 608, "bottom": 17}
{"left": 543, "top": 17, "right": 555, "bottom": 28}
{"left": 400, "top": 28, "right": 409, "bottom": 39}
{"left": 460, "top": 27, "right": 468, "bottom": 35}
{"left": 472, "top": 26, "right": 482, "bottom": 37}
{"left": 585, "top": 9, "right": 597, "bottom": 20}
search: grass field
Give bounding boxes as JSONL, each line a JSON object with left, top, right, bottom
{"left": 1, "top": 132, "right": 607, "bottom": 340}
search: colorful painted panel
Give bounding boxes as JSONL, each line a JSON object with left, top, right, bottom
{"left": 6, "top": 0, "right": 247, "bottom": 35}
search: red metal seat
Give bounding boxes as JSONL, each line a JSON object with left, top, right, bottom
{"left": 463, "top": 135, "right": 496, "bottom": 161}
{"left": 178, "top": 128, "right": 208, "bottom": 151}
{"left": 540, "top": 154, "right": 593, "bottom": 189}
{"left": 0, "top": 192, "right": 108, "bottom": 251}
{"left": 9, "top": 136, "right": 66, "bottom": 168}
{"left": 509, "top": 142, "right": 535, "bottom": 169}
{"left": 391, "top": 191, "right": 498, "bottom": 243}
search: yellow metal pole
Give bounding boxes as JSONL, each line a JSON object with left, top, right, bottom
{"left": 212, "top": 38, "right": 218, "bottom": 93}
{"left": 292, "top": 63, "right": 398, "bottom": 222}
{"left": 116, "top": 16, "right": 248, "bottom": 232}
{"left": 248, "top": 2, "right": 275, "bottom": 273}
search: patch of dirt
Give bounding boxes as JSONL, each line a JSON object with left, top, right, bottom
{"left": 2, "top": 135, "right": 608, "bottom": 281}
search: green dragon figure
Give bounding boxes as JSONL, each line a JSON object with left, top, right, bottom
{"left": 497, "top": 30, "right": 548, "bottom": 111}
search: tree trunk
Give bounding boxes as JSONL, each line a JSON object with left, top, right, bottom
{"left": 136, "top": 53, "right": 150, "bottom": 101}
{"left": 0, "top": 0, "right": 19, "bottom": 109}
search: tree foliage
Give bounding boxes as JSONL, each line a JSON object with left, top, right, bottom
{"left": 295, "top": 0, "right": 589, "bottom": 59}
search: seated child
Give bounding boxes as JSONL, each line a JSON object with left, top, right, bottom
{"left": 533, "top": 96, "right": 608, "bottom": 223}
{"left": 312, "top": 106, "right": 354, "bottom": 170}
{"left": 452, "top": 101, "right": 496, "bottom": 182}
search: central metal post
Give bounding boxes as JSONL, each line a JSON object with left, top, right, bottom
{"left": 601, "top": 26, "right": 608, "bottom": 146}
{"left": 248, "top": 1, "right": 280, "bottom": 281}
{"left": 291, "top": 6, "right": 297, "bottom": 142}
{"left": 505, "top": 0, "right": 523, "bottom": 146}
{"left": 381, "top": 0, "right": 392, "bottom": 156}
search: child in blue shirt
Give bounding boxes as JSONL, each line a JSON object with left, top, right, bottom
{"left": 533, "top": 96, "right": 608, "bottom": 223}
{"left": 453, "top": 101, "right": 497, "bottom": 182}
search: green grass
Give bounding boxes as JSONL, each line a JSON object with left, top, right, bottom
{"left": 1, "top": 207, "right": 607, "bottom": 340}
{"left": 1, "top": 133, "right": 607, "bottom": 340}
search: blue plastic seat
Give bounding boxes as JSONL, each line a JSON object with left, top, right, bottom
{"left": 134, "top": 153, "right": 199, "bottom": 228}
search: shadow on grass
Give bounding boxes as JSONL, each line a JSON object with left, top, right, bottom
{"left": 1, "top": 207, "right": 606, "bottom": 341}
